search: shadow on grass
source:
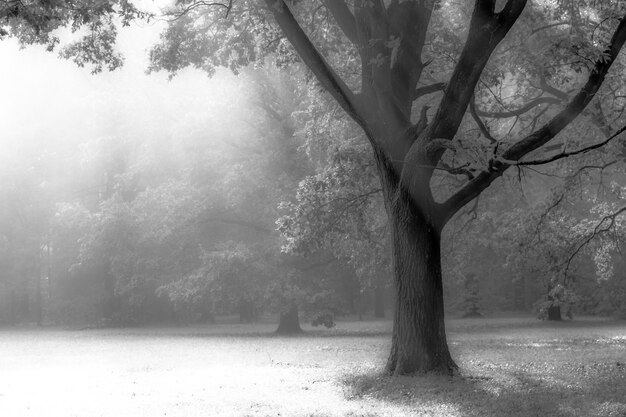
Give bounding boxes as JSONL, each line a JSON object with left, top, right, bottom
{"left": 340, "top": 362, "right": 626, "bottom": 417}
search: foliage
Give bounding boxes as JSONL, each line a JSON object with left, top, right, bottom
{"left": 0, "top": 0, "right": 150, "bottom": 73}
{"left": 534, "top": 283, "right": 578, "bottom": 319}
{"left": 276, "top": 88, "right": 390, "bottom": 294}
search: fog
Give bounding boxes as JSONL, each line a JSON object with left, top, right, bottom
{"left": 1, "top": 1, "right": 626, "bottom": 415}
{"left": 0, "top": 24, "right": 238, "bottom": 161}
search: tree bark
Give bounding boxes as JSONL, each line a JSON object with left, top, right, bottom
{"left": 547, "top": 304, "right": 562, "bottom": 321}
{"left": 385, "top": 188, "right": 457, "bottom": 375}
{"left": 276, "top": 303, "right": 302, "bottom": 334}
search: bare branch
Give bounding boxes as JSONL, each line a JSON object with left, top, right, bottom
{"left": 513, "top": 124, "right": 626, "bottom": 166}
{"left": 469, "top": 96, "right": 497, "bottom": 143}
{"left": 166, "top": 0, "right": 232, "bottom": 20}
{"left": 475, "top": 96, "right": 561, "bottom": 118}
{"left": 568, "top": 160, "right": 618, "bottom": 178}
{"left": 538, "top": 74, "right": 570, "bottom": 101}
{"left": 564, "top": 206, "right": 626, "bottom": 274}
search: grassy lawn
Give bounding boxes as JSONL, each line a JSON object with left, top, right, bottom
{"left": 0, "top": 317, "right": 625, "bottom": 416}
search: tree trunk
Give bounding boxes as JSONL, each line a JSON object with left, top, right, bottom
{"left": 385, "top": 190, "right": 457, "bottom": 375}
{"left": 275, "top": 303, "right": 302, "bottom": 334}
{"left": 546, "top": 284, "right": 562, "bottom": 321}
{"left": 547, "top": 304, "right": 562, "bottom": 321}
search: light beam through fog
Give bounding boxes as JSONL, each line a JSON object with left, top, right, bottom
{"left": 2, "top": 1, "right": 626, "bottom": 415}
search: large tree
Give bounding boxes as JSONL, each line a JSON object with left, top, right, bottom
{"left": 154, "top": 0, "right": 626, "bottom": 375}
{"left": 6, "top": 0, "right": 626, "bottom": 375}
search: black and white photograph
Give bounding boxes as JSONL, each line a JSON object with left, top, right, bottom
{"left": 1, "top": 1, "right": 626, "bottom": 415}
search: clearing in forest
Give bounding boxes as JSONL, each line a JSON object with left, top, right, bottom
{"left": 0, "top": 317, "right": 624, "bottom": 417}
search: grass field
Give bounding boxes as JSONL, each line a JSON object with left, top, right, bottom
{"left": 0, "top": 317, "right": 625, "bottom": 417}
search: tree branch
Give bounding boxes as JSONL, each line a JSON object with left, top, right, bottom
{"left": 439, "top": 14, "right": 626, "bottom": 227}
{"left": 262, "top": 1, "right": 367, "bottom": 130}
{"left": 438, "top": 161, "right": 475, "bottom": 180}
{"left": 568, "top": 160, "right": 618, "bottom": 178}
{"left": 469, "top": 96, "right": 497, "bottom": 143}
{"left": 166, "top": 1, "right": 233, "bottom": 20}
{"left": 399, "top": 0, "right": 526, "bottom": 226}
{"left": 538, "top": 73, "right": 570, "bottom": 101}
{"left": 413, "top": 82, "right": 446, "bottom": 100}
{"left": 428, "top": 0, "right": 527, "bottom": 142}
{"left": 321, "top": 0, "right": 358, "bottom": 44}
{"left": 513, "top": 124, "right": 626, "bottom": 166}
{"left": 475, "top": 96, "right": 561, "bottom": 118}
{"left": 564, "top": 206, "right": 626, "bottom": 274}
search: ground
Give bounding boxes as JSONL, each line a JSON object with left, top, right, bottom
{"left": 0, "top": 317, "right": 625, "bottom": 417}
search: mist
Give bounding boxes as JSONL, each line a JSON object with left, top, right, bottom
{"left": 2, "top": 1, "right": 626, "bottom": 416}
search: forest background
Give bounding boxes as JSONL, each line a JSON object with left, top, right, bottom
{"left": 2, "top": 0, "right": 626, "bottom": 335}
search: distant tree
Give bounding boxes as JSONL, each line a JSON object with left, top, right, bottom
{"left": 459, "top": 273, "right": 482, "bottom": 318}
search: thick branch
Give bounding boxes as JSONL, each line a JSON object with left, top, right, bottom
{"left": 439, "top": 15, "right": 626, "bottom": 226}
{"left": 539, "top": 74, "right": 569, "bottom": 101}
{"left": 263, "top": 1, "right": 367, "bottom": 130}
{"left": 413, "top": 82, "right": 446, "bottom": 100}
{"left": 429, "top": 0, "right": 527, "bottom": 141}
{"left": 321, "top": 0, "right": 358, "bottom": 44}
{"left": 399, "top": 0, "right": 526, "bottom": 226}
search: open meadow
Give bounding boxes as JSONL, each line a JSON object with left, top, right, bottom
{"left": 1, "top": 317, "right": 625, "bottom": 417}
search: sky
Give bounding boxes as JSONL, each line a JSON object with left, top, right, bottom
{"left": 0, "top": 13, "right": 241, "bottom": 172}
